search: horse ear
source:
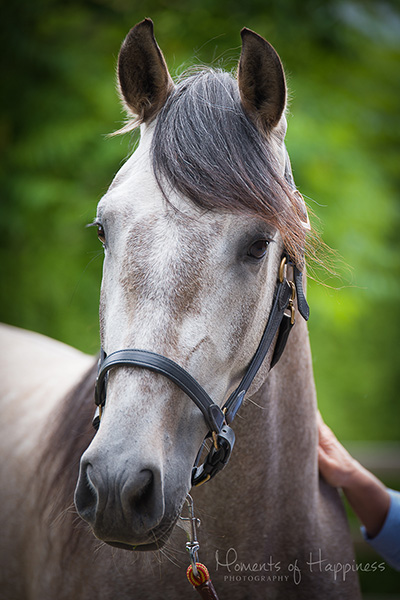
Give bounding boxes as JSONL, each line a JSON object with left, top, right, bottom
{"left": 238, "top": 28, "right": 286, "bottom": 131}
{"left": 118, "top": 19, "right": 174, "bottom": 124}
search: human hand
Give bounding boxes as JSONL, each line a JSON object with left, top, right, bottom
{"left": 317, "top": 411, "right": 360, "bottom": 488}
{"left": 317, "top": 412, "right": 390, "bottom": 538}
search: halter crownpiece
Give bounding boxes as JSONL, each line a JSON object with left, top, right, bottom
{"left": 93, "top": 254, "right": 309, "bottom": 487}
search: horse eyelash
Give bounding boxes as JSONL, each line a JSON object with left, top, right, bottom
{"left": 86, "top": 220, "right": 107, "bottom": 249}
{"left": 86, "top": 220, "right": 100, "bottom": 229}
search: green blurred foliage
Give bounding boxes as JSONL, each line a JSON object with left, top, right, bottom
{"left": 1, "top": 1, "right": 399, "bottom": 437}
{"left": 1, "top": 0, "right": 399, "bottom": 594}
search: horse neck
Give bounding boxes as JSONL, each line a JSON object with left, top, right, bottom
{"left": 195, "top": 314, "right": 319, "bottom": 550}
{"left": 252, "top": 314, "right": 318, "bottom": 499}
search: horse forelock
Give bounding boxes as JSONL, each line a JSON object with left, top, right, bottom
{"left": 151, "top": 69, "right": 306, "bottom": 266}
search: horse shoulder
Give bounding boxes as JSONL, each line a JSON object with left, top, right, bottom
{"left": 0, "top": 324, "right": 94, "bottom": 598}
{"left": 0, "top": 323, "right": 93, "bottom": 447}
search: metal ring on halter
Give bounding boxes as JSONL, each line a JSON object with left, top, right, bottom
{"left": 279, "top": 256, "right": 287, "bottom": 283}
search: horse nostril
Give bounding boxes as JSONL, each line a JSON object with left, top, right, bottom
{"left": 74, "top": 462, "right": 98, "bottom": 523}
{"left": 125, "top": 469, "right": 154, "bottom": 512}
{"left": 120, "top": 467, "right": 165, "bottom": 532}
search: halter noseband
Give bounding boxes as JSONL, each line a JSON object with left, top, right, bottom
{"left": 93, "top": 255, "right": 309, "bottom": 487}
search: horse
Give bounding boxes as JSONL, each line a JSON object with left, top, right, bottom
{"left": 0, "top": 19, "right": 361, "bottom": 600}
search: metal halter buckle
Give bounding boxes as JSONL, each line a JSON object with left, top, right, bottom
{"left": 279, "top": 255, "right": 287, "bottom": 283}
{"left": 191, "top": 425, "right": 235, "bottom": 487}
{"left": 288, "top": 280, "right": 296, "bottom": 325}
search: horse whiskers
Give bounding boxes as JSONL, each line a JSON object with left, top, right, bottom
{"left": 93, "top": 540, "right": 107, "bottom": 555}
{"left": 144, "top": 524, "right": 187, "bottom": 571}
{"left": 45, "top": 501, "right": 77, "bottom": 528}
{"left": 246, "top": 397, "right": 266, "bottom": 410}
{"left": 158, "top": 546, "right": 182, "bottom": 569}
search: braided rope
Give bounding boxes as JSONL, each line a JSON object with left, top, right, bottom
{"left": 186, "top": 563, "right": 210, "bottom": 587}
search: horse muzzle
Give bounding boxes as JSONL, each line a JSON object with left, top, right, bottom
{"left": 74, "top": 450, "right": 180, "bottom": 549}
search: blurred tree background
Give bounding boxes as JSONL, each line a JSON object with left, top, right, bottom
{"left": 1, "top": 0, "right": 399, "bottom": 594}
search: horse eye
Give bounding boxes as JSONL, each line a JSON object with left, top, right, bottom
{"left": 97, "top": 224, "right": 106, "bottom": 245}
{"left": 248, "top": 240, "right": 269, "bottom": 259}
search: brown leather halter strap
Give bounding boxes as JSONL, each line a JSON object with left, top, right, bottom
{"left": 193, "top": 579, "right": 219, "bottom": 599}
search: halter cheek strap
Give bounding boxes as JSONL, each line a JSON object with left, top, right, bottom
{"left": 93, "top": 256, "right": 309, "bottom": 487}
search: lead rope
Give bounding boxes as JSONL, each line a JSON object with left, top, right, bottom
{"left": 179, "top": 495, "right": 220, "bottom": 599}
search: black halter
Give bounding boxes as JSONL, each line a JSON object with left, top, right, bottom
{"left": 93, "top": 256, "right": 309, "bottom": 487}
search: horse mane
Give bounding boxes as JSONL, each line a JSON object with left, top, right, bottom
{"left": 37, "top": 360, "right": 98, "bottom": 552}
{"left": 151, "top": 68, "right": 306, "bottom": 266}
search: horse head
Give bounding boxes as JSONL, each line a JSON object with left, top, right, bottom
{"left": 74, "top": 19, "right": 308, "bottom": 551}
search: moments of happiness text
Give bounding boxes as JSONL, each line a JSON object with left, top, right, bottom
{"left": 215, "top": 548, "right": 385, "bottom": 584}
